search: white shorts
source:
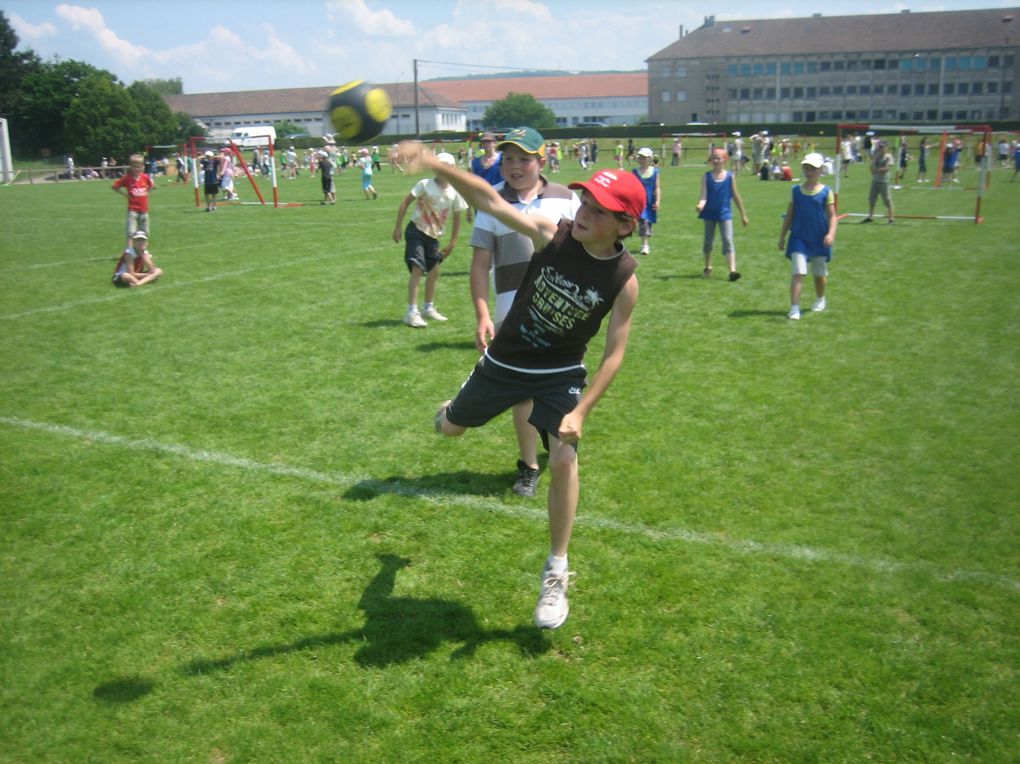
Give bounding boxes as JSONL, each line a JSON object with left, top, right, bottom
{"left": 790, "top": 252, "right": 828, "bottom": 277}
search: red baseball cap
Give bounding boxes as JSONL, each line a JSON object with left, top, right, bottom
{"left": 569, "top": 169, "right": 646, "bottom": 219}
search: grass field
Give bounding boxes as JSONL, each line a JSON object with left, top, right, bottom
{"left": 2, "top": 147, "right": 1019, "bottom": 763}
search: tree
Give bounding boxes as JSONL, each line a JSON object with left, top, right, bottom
{"left": 0, "top": 11, "right": 41, "bottom": 123}
{"left": 14, "top": 59, "right": 116, "bottom": 156}
{"left": 127, "top": 81, "right": 178, "bottom": 147}
{"left": 482, "top": 92, "right": 557, "bottom": 130}
{"left": 273, "top": 119, "right": 305, "bottom": 138}
{"left": 175, "top": 111, "right": 205, "bottom": 141}
{"left": 137, "top": 77, "right": 182, "bottom": 96}
{"left": 65, "top": 73, "right": 144, "bottom": 163}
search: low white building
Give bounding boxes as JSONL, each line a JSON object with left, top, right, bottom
{"left": 164, "top": 83, "right": 466, "bottom": 140}
{"left": 424, "top": 72, "right": 648, "bottom": 130}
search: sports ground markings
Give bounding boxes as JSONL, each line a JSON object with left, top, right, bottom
{"left": 3, "top": 415, "right": 1018, "bottom": 594}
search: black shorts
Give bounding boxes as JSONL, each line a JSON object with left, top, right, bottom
{"left": 404, "top": 223, "right": 442, "bottom": 273}
{"left": 204, "top": 182, "right": 220, "bottom": 196}
{"left": 446, "top": 356, "right": 587, "bottom": 445}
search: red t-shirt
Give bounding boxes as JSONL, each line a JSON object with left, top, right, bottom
{"left": 113, "top": 172, "right": 154, "bottom": 213}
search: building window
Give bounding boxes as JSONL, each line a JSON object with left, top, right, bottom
{"left": 973, "top": 82, "right": 983, "bottom": 95}
{"left": 780, "top": 87, "right": 791, "bottom": 99}
{"left": 860, "top": 84, "right": 870, "bottom": 95}
{"left": 675, "top": 65, "right": 687, "bottom": 78}
{"left": 661, "top": 91, "right": 672, "bottom": 102}
{"left": 901, "top": 84, "right": 911, "bottom": 96}
{"left": 833, "top": 85, "right": 844, "bottom": 96}
{"left": 767, "top": 87, "right": 776, "bottom": 98}
{"left": 754, "top": 63, "right": 765, "bottom": 76}
{"left": 874, "top": 59, "right": 886, "bottom": 70}
{"left": 834, "top": 61, "right": 845, "bottom": 71}
{"left": 846, "top": 85, "right": 857, "bottom": 96}
{"left": 753, "top": 87, "right": 764, "bottom": 99}
{"left": 741, "top": 88, "right": 751, "bottom": 99}
{"left": 944, "top": 83, "right": 955, "bottom": 95}
{"left": 820, "top": 61, "right": 831, "bottom": 72}
{"left": 676, "top": 91, "right": 687, "bottom": 102}
{"left": 740, "top": 63, "right": 751, "bottom": 76}
{"left": 820, "top": 85, "right": 830, "bottom": 96}
{"left": 767, "top": 63, "right": 777, "bottom": 75}
{"left": 928, "top": 83, "right": 939, "bottom": 95}
{"left": 958, "top": 82, "right": 969, "bottom": 95}
{"left": 914, "top": 84, "right": 925, "bottom": 96}
{"left": 846, "top": 60, "right": 859, "bottom": 71}
{"left": 727, "top": 63, "right": 738, "bottom": 76}
{"left": 793, "top": 86, "right": 804, "bottom": 98}
{"left": 806, "top": 86, "right": 817, "bottom": 98}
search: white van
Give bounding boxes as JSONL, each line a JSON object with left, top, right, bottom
{"left": 230, "top": 125, "right": 277, "bottom": 148}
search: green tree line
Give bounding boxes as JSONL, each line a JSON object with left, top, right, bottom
{"left": 0, "top": 11, "right": 202, "bottom": 163}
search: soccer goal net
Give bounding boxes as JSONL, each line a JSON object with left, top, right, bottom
{"left": 186, "top": 137, "right": 302, "bottom": 209}
{"left": 833, "top": 123, "right": 992, "bottom": 224}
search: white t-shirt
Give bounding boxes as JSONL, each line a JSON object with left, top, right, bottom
{"left": 410, "top": 177, "right": 468, "bottom": 240}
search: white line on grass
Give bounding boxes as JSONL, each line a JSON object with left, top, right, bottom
{"left": 3, "top": 415, "right": 1018, "bottom": 593}
{"left": 0, "top": 254, "right": 337, "bottom": 321}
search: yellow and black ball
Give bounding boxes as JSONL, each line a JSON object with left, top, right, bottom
{"left": 328, "top": 81, "right": 392, "bottom": 143}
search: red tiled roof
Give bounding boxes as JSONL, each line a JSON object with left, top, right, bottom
{"left": 649, "top": 8, "right": 1020, "bottom": 59}
{"left": 424, "top": 72, "right": 647, "bottom": 102}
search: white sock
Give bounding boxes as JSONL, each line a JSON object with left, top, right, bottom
{"left": 424, "top": 302, "right": 434, "bottom": 311}
{"left": 408, "top": 304, "right": 418, "bottom": 313}
{"left": 546, "top": 554, "right": 568, "bottom": 575}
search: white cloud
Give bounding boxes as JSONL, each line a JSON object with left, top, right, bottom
{"left": 326, "top": 0, "right": 416, "bottom": 37}
{"left": 55, "top": 4, "right": 149, "bottom": 68}
{"left": 8, "top": 13, "right": 57, "bottom": 41}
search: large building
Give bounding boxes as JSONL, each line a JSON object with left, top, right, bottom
{"left": 647, "top": 8, "right": 1019, "bottom": 126}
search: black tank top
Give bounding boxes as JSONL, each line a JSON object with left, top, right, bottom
{"left": 488, "top": 219, "right": 637, "bottom": 372}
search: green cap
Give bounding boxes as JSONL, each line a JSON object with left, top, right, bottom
{"left": 498, "top": 126, "right": 546, "bottom": 158}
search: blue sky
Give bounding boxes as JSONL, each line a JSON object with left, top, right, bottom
{"left": 5, "top": 0, "right": 1012, "bottom": 93}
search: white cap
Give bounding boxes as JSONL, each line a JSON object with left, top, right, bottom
{"left": 204, "top": 150, "right": 213, "bottom": 157}
{"left": 801, "top": 152, "right": 825, "bottom": 168}
{"left": 131, "top": 230, "right": 148, "bottom": 239}
{"left": 637, "top": 147, "right": 654, "bottom": 158}
{"left": 436, "top": 152, "right": 456, "bottom": 166}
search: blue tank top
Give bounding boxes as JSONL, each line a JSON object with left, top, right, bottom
{"left": 698, "top": 171, "right": 733, "bottom": 221}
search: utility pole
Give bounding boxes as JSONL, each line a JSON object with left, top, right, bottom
{"left": 413, "top": 58, "right": 420, "bottom": 138}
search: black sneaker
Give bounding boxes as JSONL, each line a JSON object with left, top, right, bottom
{"left": 860, "top": 217, "right": 874, "bottom": 224}
{"left": 512, "top": 460, "right": 540, "bottom": 497}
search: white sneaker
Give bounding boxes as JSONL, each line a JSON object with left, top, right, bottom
{"left": 787, "top": 306, "right": 801, "bottom": 321}
{"left": 812, "top": 297, "right": 827, "bottom": 312}
{"left": 403, "top": 308, "right": 427, "bottom": 328}
{"left": 422, "top": 306, "right": 447, "bottom": 322}
{"left": 534, "top": 568, "right": 574, "bottom": 629}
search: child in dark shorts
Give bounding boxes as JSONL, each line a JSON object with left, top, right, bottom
{"left": 397, "top": 141, "right": 645, "bottom": 631}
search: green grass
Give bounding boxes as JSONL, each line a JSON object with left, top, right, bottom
{"left": 2, "top": 154, "right": 1019, "bottom": 763}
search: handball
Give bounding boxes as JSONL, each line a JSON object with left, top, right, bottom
{"left": 328, "top": 80, "right": 392, "bottom": 143}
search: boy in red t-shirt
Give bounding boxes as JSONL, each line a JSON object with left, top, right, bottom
{"left": 112, "top": 154, "right": 155, "bottom": 248}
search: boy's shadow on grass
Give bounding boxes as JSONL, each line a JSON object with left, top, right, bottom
{"left": 94, "top": 552, "right": 547, "bottom": 704}
{"left": 181, "top": 553, "right": 549, "bottom": 674}
{"left": 343, "top": 469, "right": 514, "bottom": 501}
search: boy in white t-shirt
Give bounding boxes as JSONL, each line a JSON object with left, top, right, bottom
{"left": 392, "top": 153, "right": 469, "bottom": 327}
